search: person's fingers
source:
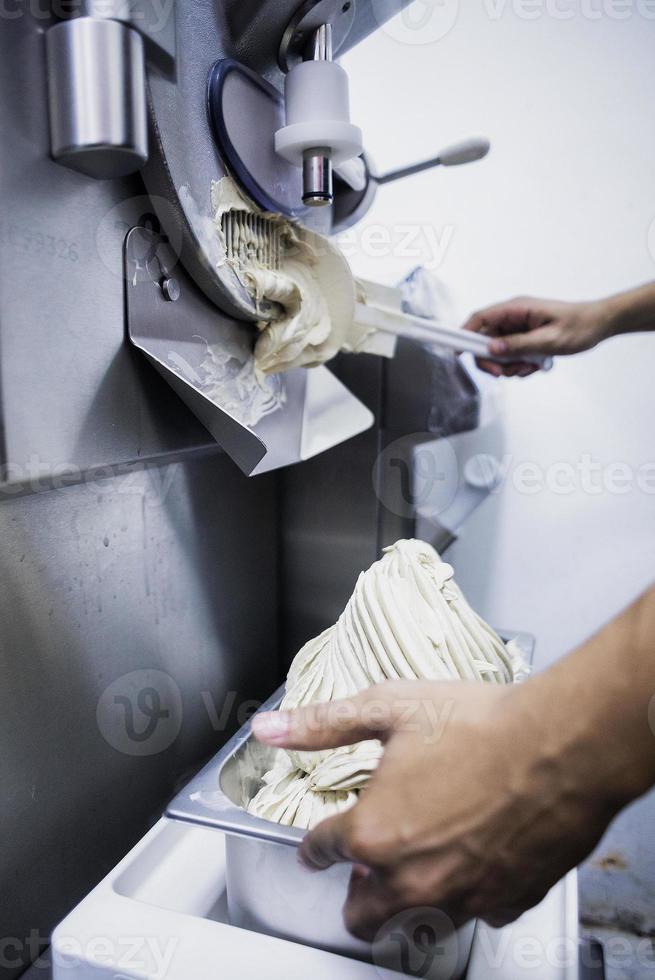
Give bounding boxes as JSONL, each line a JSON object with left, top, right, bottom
{"left": 498, "top": 363, "right": 525, "bottom": 378}
{"left": 251, "top": 683, "right": 405, "bottom": 750}
{"left": 476, "top": 356, "right": 542, "bottom": 378}
{"left": 343, "top": 867, "right": 471, "bottom": 941}
{"left": 251, "top": 697, "right": 381, "bottom": 749}
{"left": 489, "top": 324, "right": 560, "bottom": 358}
{"left": 253, "top": 678, "right": 465, "bottom": 750}
{"left": 474, "top": 357, "right": 503, "bottom": 377}
{"left": 479, "top": 879, "right": 552, "bottom": 928}
{"left": 463, "top": 299, "right": 535, "bottom": 336}
{"left": 299, "top": 809, "right": 357, "bottom": 871}
{"left": 481, "top": 908, "right": 521, "bottom": 929}
{"left": 517, "top": 364, "right": 539, "bottom": 378}
{"left": 301, "top": 787, "right": 401, "bottom": 872}
{"left": 343, "top": 868, "right": 407, "bottom": 941}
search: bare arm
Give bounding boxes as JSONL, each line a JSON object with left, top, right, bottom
{"left": 253, "top": 586, "right": 655, "bottom": 939}
{"left": 462, "top": 281, "right": 655, "bottom": 377}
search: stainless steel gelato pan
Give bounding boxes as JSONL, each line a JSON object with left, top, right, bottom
{"left": 166, "top": 632, "right": 534, "bottom": 976}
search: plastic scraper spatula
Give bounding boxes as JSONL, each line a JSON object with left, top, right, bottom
{"left": 230, "top": 212, "right": 553, "bottom": 372}
{"left": 335, "top": 277, "right": 554, "bottom": 371}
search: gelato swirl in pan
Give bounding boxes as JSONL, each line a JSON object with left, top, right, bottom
{"left": 248, "top": 539, "right": 527, "bottom": 829}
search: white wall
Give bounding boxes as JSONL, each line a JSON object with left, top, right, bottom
{"left": 342, "top": 0, "right": 655, "bottom": 933}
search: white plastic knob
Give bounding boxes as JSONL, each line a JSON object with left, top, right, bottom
{"left": 438, "top": 137, "right": 490, "bottom": 167}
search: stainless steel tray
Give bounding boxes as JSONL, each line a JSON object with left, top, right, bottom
{"left": 168, "top": 683, "right": 477, "bottom": 972}
{"left": 167, "top": 684, "right": 303, "bottom": 844}
{"left": 166, "top": 631, "right": 534, "bottom": 972}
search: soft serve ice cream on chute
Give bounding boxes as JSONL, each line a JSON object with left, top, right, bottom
{"left": 248, "top": 539, "right": 528, "bottom": 830}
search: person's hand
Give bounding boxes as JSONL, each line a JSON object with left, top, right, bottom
{"left": 462, "top": 296, "right": 614, "bottom": 377}
{"left": 251, "top": 676, "right": 624, "bottom": 941}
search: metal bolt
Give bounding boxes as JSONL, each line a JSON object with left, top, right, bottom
{"left": 160, "top": 276, "right": 180, "bottom": 302}
{"left": 303, "top": 149, "right": 333, "bottom": 206}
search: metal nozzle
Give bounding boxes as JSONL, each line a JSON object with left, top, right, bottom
{"left": 302, "top": 24, "right": 334, "bottom": 208}
{"left": 303, "top": 148, "right": 333, "bottom": 207}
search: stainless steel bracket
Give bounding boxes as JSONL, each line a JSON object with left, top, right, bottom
{"left": 124, "top": 224, "right": 374, "bottom": 476}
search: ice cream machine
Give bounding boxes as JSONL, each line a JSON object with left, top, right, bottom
{"left": 0, "top": 4, "right": 536, "bottom": 977}
{"left": 36, "top": 0, "right": 502, "bottom": 479}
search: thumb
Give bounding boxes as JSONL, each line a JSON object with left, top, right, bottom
{"left": 300, "top": 808, "right": 357, "bottom": 870}
{"left": 251, "top": 684, "right": 404, "bottom": 751}
{"left": 490, "top": 324, "right": 559, "bottom": 358}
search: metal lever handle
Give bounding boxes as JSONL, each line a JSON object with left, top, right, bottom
{"left": 375, "top": 136, "right": 490, "bottom": 186}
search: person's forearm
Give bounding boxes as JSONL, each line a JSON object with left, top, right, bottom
{"left": 603, "top": 282, "right": 655, "bottom": 338}
{"left": 519, "top": 584, "right": 655, "bottom": 812}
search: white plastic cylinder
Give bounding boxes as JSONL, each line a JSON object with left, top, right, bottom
{"left": 286, "top": 60, "right": 350, "bottom": 124}
{"left": 275, "top": 60, "right": 362, "bottom": 167}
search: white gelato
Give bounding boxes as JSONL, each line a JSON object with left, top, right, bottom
{"left": 248, "top": 539, "right": 528, "bottom": 829}
{"left": 211, "top": 178, "right": 372, "bottom": 379}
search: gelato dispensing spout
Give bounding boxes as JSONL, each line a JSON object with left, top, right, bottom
{"left": 303, "top": 24, "right": 334, "bottom": 207}
{"left": 275, "top": 23, "right": 363, "bottom": 208}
